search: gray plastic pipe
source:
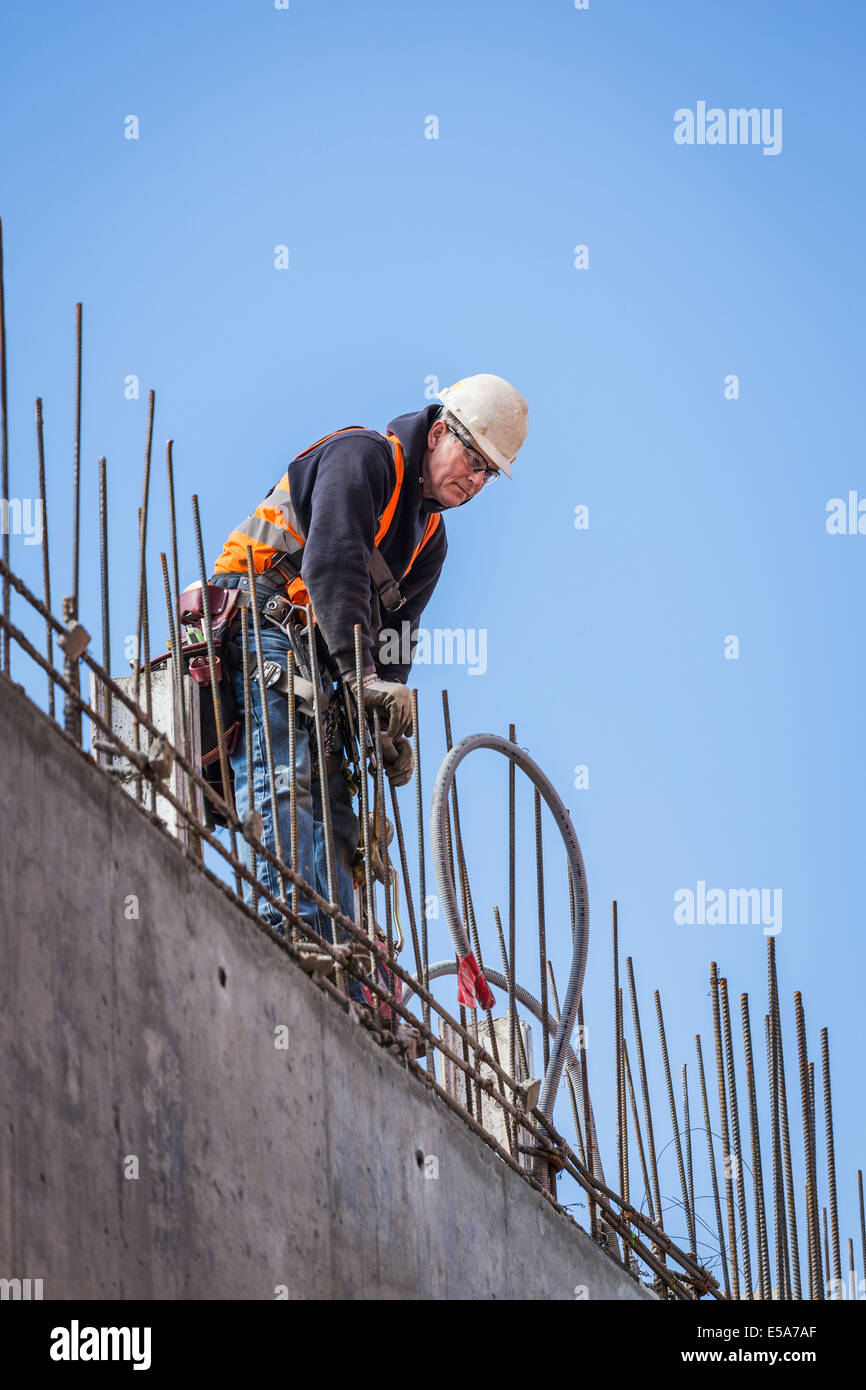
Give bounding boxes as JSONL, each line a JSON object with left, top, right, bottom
{"left": 430, "top": 733, "right": 589, "bottom": 1124}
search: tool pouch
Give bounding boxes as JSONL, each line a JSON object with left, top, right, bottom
{"left": 177, "top": 582, "right": 243, "bottom": 825}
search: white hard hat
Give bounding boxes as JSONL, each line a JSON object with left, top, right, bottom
{"left": 436, "top": 373, "right": 528, "bottom": 479}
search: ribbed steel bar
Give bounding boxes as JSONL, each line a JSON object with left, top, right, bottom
{"left": 97, "top": 456, "right": 112, "bottom": 748}
{"left": 682, "top": 1063, "right": 695, "bottom": 1255}
{"left": 285, "top": 648, "right": 298, "bottom": 924}
{"left": 768, "top": 938, "right": 800, "bottom": 1298}
{"left": 163, "top": 439, "right": 190, "bottom": 764}
{"left": 822, "top": 1207, "right": 831, "bottom": 1296}
{"left": 655, "top": 990, "right": 697, "bottom": 1256}
{"left": 765, "top": 1012, "right": 788, "bottom": 1299}
{"left": 619, "top": 988, "right": 630, "bottom": 1195}
{"left": 71, "top": 303, "right": 81, "bottom": 613}
{"left": 848, "top": 1237, "right": 856, "bottom": 1304}
{"left": 388, "top": 780, "right": 426, "bottom": 1023}
{"left": 371, "top": 710, "right": 393, "bottom": 996}
{"left": 36, "top": 399, "right": 55, "bottom": 718}
{"left": 535, "top": 791, "right": 550, "bottom": 1076}
{"left": 131, "top": 392, "right": 155, "bottom": 790}
{"left": 695, "top": 1032, "right": 731, "bottom": 1296}
{"left": 242, "top": 546, "right": 287, "bottom": 913}
{"left": 720, "top": 976, "right": 752, "bottom": 1296}
{"left": 627, "top": 957, "right": 664, "bottom": 1241}
{"left": 411, "top": 688, "right": 431, "bottom": 1055}
{"left": 305, "top": 605, "right": 338, "bottom": 922}
{"left": 435, "top": 709, "right": 508, "bottom": 1145}
{"left": 493, "top": 905, "right": 529, "bottom": 1079}
{"left": 63, "top": 303, "right": 84, "bottom": 742}
{"left": 352, "top": 624, "right": 378, "bottom": 1000}
{"left": 0, "top": 217, "right": 8, "bottom": 672}
{"left": 623, "top": 1035, "right": 653, "bottom": 1227}
{"left": 821, "top": 1027, "right": 842, "bottom": 1294}
{"left": 158, "top": 552, "right": 185, "bottom": 812}
{"left": 614, "top": 902, "right": 624, "bottom": 1206}
{"left": 794, "top": 991, "right": 822, "bottom": 1299}
{"left": 239, "top": 605, "right": 259, "bottom": 912}
{"left": 577, "top": 994, "right": 597, "bottom": 1243}
{"left": 859, "top": 1171, "right": 865, "bottom": 1296}
{"left": 710, "top": 963, "right": 740, "bottom": 1298}
{"left": 740, "top": 994, "right": 771, "bottom": 1300}
{"left": 193, "top": 499, "right": 244, "bottom": 889}
{"left": 547, "top": 960, "right": 586, "bottom": 1166}
{"left": 165, "top": 441, "right": 181, "bottom": 636}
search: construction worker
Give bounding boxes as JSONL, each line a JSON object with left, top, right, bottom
{"left": 208, "top": 374, "right": 528, "bottom": 980}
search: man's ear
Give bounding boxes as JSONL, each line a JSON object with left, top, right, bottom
{"left": 427, "top": 419, "right": 447, "bottom": 449}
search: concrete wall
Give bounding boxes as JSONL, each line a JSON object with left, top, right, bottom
{"left": 0, "top": 673, "right": 652, "bottom": 1301}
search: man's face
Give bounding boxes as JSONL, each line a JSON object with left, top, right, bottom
{"left": 421, "top": 420, "right": 498, "bottom": 508}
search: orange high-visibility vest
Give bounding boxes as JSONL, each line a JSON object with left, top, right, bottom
{"left": 213, "top": 426, "right": 441, "bottom": 611}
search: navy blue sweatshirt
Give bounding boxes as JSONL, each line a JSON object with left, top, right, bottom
{"left": 281, "top": 403, "right": 449, "bottom": 683}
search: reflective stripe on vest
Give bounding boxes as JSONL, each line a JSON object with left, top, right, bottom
{"left": 212, "top": 426, "right": 441, "bottom": 608}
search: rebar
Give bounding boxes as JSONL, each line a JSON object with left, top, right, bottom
{"left": 768, "top": 938, "right": 800, "bottom": 1298}
{"left": 492, "top": 905, "right": 529, "bottom": 1079}
{"left": 352, "top": 625, "right": 378, "bottom": 997}
{"left": 695, "top": 1032, "right": 731, "bottom": 1296}
{"left": 411, "top": 688, "right": 431, "bottom": 1054}
{"left": 619, "top": 986, "right": 630, "bottom": 1197}
{"left": 239, "top": 605, "right": 259, "bottom": 912}
{"left": 623, "top": 1035, "right": 653, "bottom": 1230}
{"left": 242, "top": 547, "right": 286, "bottom": 912}
{"left": 36, "top": 399, "right": 55, "bottom": 718}
{"left": 720, "top": 975, "right": 752, "bottom": 1297}
{"left": 848, "top": 1237, "right": 856, "bottom": 1304}
{"left": 613, "top": 902, "right": 624, "bottom": 1206}
{"left": 765, "top": 1013, "right": 788, "bottom": 1300}
{"left": 164, "top": 439, "right": 189, "bottom": 765}
{"left": 655, "top": 990, "right": 696, "bottom": 1257}
{"left": 285, "top": 650, "right": 298, "bottom": 923}
{"left": 822, "top": 1207, "right": 831, "bottom": 1296}
{"left": 536, "top": 791, "right": 550, "bottom": 1076}
{"left": 627, "top": 958, "right": 664, "bottom": 1241}
{"left": 305, "top": 605, "right": 338, "bottom": 920}
{"left": 821, "top": 1028, "right": 842, "bottom": 1294}
{"left": 740, "top": 994, "right": 771, "bottom": 1299}
{"left": 578, "top": 994, "right": 597, "bottom": 1243}
{"left": 859, "top": 1170, "right": 865, "bottom": 1296}
{"left": 794, "top": 991, "right": 822, "bottom": 1299}
{"left": 62, "top": 303, "right": 84, "bottom": 741}
{"left": 682, "top": 1063, "right": 695, "bottom": 1255}
{"left": 547, "top": 960, "right": 587, "bottom": 1166}
{"left": 71, "top": 303, "right": 81, "bottom": 612}
{"left": 132, "top": 392, "right": 155, "bottom": 790}
{"left": 158, "top": 552, "right": 184, "bottom": 805}
{"left": 710, "top": 963, "right": 740, "bottom": 1298}
{"left": 191, "top": 499, "right": 241, "bottom": 888}
{"left": 440, "top": 691, "right": 509, "bottom": 1145}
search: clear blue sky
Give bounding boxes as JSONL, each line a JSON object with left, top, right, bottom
{"left": 2, "top": 0, "right": 863, "bottom": 1294}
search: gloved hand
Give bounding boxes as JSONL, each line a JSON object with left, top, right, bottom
{"left": 348, "top": 673, "right": 413, "bottom": 739}
{"left": 371, "top": 733, "right": 414, "bottom": 788}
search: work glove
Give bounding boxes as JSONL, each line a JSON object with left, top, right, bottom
{"left": 348, "top": 674, "right": 413, "bottom": 739}
{"left": 370, "top": 733, "right": 414, "bottom": 788}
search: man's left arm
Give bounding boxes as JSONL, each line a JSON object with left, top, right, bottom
{"left": 375, "top": 523, "right": 448, "bottom": 685}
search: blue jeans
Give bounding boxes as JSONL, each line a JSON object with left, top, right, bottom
{"left": 220, "top": 613, "right": 364, "bottom": 999}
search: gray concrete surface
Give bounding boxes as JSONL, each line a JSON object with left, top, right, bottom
{"left": 0, "top": 673, "right": 654, "bottom": 1300}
